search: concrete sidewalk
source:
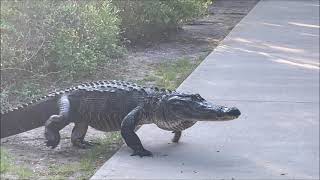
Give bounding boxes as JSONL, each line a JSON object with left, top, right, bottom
{"left": 91, "top": 0, "right": 319, "bottom": 179}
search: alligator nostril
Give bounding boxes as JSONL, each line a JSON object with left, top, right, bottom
{"left": 227, "top": 107, "right": 241, "bottom": 117}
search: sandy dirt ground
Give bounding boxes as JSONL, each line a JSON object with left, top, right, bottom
{"left": 1, "top": 1, "right": 259, "bottom": 179}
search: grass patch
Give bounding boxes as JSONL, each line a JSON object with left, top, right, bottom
{"left": 80, "top": 132, "right": 123, "bottom": 178}
{"left": 46, "top": 132, "right": 123, "bottom": 179}
{"left": 0, "top": 148, "right": 33, "bottom": 179}
{"left": 1, "top": 132, "right": 122, "bottom": 179}
{"left": 0, "top": 148, "right": 11, "bottom": 174}
{"left": 144, "top": 55, "right": 206, "bottom": 89}
{"left": 47, "top": 163, "right": 79, "bottom": 179}
{"left": 15, "top": 166, "right": 33, "bottom": 179}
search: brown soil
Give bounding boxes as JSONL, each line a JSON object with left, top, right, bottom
{"left": 0, "top": 0, "right": 259, "bottom": 179}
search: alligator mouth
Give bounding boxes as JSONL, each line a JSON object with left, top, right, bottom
{"left": 223, "top": 107, "right": 241, "bottom": 118}
{"left": 192, "top": 105, "right": 241, "bottom": 121}
{"left": 167, "top": 98, "right": 241, "bottom": 122}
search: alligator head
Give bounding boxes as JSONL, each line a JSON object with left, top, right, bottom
{"left": 160, "top": 93, "right": 241, "bottom": 121}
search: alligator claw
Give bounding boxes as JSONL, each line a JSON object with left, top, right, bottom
{"left": 82, "top": 140, "right": 100, "bottom": 146}
{"left": 73, "top": 140, "right": 99, "bottom": 149}
{"left": 131, "top": 149, "right": 153, "bottom": 157}
{"left": 45, "top": 140, "right": 58, "bottom": 149}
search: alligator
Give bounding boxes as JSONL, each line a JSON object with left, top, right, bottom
{"left": 1, "top": 80, "right": 241, "bottom": 157}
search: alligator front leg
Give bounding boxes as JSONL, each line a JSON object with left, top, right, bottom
{"left": 121, "top": 106, "right": 152, "bottom": 157}
{"left": 172, "top": 131, "right": 182, "bottom": 143}
{"left": 45, "top": 95, "right": 70, "bottom": 148}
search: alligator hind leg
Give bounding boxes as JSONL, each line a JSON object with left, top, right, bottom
{"left": 172, "top": 131, "right": 182, "bottom": 143}
{"left": 45, "top": 95, "right": 70, "bottom": 148}
{"left": 71, "top": 121, "right": 93, "bottom": 149}
{"left": 121, "top": 106, "right": 152, "bottom": 157}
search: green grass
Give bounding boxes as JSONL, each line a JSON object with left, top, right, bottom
{"left": 46, "top": 132, "right": 122, "bottom": 179}
{"left": 0, "top": 148, "right": 33, "bottom": 179}
{"left": 144, "top": 56, "right": 206, "bottom": 89}
{"left": 15, "top": 166, "right": 33, "bottom": 179}
{"left": 1, "top": 132, "right": 122, "bottom": 179}
{"left": 47, "top": 163, "right": 79, "bottom": 178}
{"left": 0, "top": 148, "right": 11, "bottom": 174}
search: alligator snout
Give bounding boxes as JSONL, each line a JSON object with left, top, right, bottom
{"left": 225, "top": 107, "right": 241, "bottom": 118}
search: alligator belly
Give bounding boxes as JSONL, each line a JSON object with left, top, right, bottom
{"left": 87, "top": 113, "right": 122, "bottom": 132}
{"left": 155, "top": 120, "right": 196, "bottom": 131}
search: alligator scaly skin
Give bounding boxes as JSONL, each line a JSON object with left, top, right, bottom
{"left": 1, "top": 80, "right": 241, "bottom": 157}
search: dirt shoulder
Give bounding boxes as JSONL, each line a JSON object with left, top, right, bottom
{"left": 0, "top": 0, "right": 259, "bottom": 179}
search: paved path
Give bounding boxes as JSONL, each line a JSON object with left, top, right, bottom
{"left": 91, "top": 0, "right": 319, "bottom": 179}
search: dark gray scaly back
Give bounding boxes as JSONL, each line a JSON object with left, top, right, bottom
{"left": 66, "top": 80, "right": 196, "bottom": 132}
{"left": 1, "top": 80, "right": 197, "bottom": 138}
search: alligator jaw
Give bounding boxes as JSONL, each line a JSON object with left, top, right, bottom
{"left": 164, "top": 93, "right": 241, "bottom": 122}
{"left": 213, "top": 106, "right": 241, "bottom": 121}
{"left": 188, "top": 104, "right": 241, "bottom": 121}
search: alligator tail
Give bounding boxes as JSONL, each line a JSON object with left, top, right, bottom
{"left": 1, "top": 94, "right": 60, "bottom": 138}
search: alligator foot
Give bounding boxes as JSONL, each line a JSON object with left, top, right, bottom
{"left": 73, "top": 140, "right": 98, "bottom": 149}
{"left": 45, "top": 128, "right": 60, "bottom": 149}
{"left": 131, "top": 149, "right": 153, "bottom": 157}
{"left": 82, "top": 140, "right": 100, "bottom": 147}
